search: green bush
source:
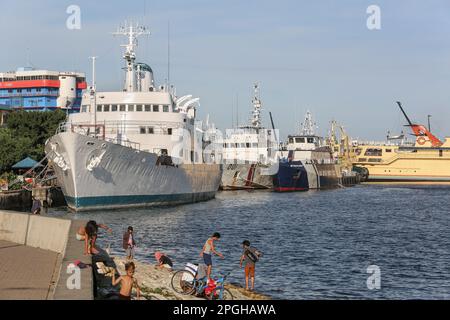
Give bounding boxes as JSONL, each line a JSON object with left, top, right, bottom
{"left": 0, "top": 172, "right": 22, "bottom": 190}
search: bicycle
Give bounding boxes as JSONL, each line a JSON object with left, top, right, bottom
{"left": 171, "top": 269, "right": 234, "bottom": 300}
{"left": 205, "top": 272, "right": 234, "bottom": 300}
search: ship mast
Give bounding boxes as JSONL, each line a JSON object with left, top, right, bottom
{"left": 301, "top": 111, "right": 316, "bottom": 136}
{"left": 113, "top": 22, "right": 150, "bottom": 92}
{"left": 250, "top": 83, "right": 262, "bottom": 128}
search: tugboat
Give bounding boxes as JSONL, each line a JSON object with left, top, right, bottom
{"left": 44, "top": 22, "right": 222, "bottom": 211}
{"left": 272, "top": 111, "right": 342, "bottom": 192}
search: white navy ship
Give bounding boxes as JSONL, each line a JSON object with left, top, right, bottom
{"left": 220, "top": 83, "right": 277, "bottom": 190}
{"left": 45, "top": 23, "right": 222, "bottom": 211}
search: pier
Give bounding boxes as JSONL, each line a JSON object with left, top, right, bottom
{"left": 0, "top": 210, "right": 92, "bottom": 299}
{"left": 0, "top": 187, "right": 66, "bottom": 212}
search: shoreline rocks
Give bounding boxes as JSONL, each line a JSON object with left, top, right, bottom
{"left": 110, "top": 256, "right": 271, "bottom": 300}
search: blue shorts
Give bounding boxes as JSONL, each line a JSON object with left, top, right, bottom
{"left": 203, "top": 253, "right": 212, "bottom": 266}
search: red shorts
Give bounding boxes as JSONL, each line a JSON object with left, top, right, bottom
{"left": 245, "top": 264, "right": 255, "bottom": 278}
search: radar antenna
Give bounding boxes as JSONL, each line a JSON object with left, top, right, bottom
{"left": 250, "top": 83, "right": 263, "bottom": 128}
{"left": 301, "top": 111, "right": 316, "bottom": 136}
{"left": 113, "top": 22, "right": 150, "bottom": 92}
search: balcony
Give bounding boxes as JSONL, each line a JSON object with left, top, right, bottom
{"left": 0, "top": 92, "right": 59, "bottom": 98}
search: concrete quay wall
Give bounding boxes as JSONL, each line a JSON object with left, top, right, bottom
{"left": 0, "top": 210, "right": 93, "bottom": 300}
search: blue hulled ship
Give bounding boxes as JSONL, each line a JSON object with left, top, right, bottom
{"left": 272, "top": 111, "right": 341, "bottom": 192}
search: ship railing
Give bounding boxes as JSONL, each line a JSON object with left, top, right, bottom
{"left": 104, "top": 137, "right": 141, "bottom": 151}
{"left": 56, "top": 122, "right": 105, "bottom": 140}
{"left": 352, "top": 140, "right": 414, "bottom": 147}
{"left": 56, "top": 122, "right": 140, "bottom": 150}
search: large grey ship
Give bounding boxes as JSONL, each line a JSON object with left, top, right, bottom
{"left": 45, "top": 23, "right": 222, "bottom": 211}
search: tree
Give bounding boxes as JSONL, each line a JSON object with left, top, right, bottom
{"left": 0, "top": 110, "right": 66, "bottom": 173}
{"left": 0, "top": 128, "right": 33, "bottom": 172}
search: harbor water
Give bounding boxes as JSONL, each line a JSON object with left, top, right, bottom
{"left": 49, "top": 185, "right": 450, "bottom": 299}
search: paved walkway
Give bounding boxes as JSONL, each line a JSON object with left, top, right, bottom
{"left": 0, "top": 240, "right": 59, "bottom": 299}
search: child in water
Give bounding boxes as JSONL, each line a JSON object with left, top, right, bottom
{"left": 112, "top": 262, "right": 141, "bottom": 300}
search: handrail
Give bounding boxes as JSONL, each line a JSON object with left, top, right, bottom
{"left": 56, "top": 122, "right": 141, "bottom": 151}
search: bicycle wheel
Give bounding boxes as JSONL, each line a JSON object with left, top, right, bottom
{"left": 171, "top": 270, "right": 196, "bottom": 295}
{"left": 207, "top": 287, "right": 234, "bottom": 300}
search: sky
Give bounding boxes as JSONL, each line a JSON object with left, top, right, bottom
{"left": 1, "top": 0, "right": 450, "bottom": 140}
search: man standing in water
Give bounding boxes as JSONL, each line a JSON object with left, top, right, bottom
{"left": 200, "top": 232, "right": 224, "bottom": 279}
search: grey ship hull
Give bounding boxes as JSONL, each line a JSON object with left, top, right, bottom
{"left": 45, "top": 132, "right": 222, "bottom": 211}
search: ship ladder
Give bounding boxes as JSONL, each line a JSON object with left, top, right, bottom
{"left": 8, "top": 154, "right": 52, "bottom": 190}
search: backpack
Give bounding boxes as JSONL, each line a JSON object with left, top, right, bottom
{"left": 245, "top": 247, "right": 262, "bottom": 263}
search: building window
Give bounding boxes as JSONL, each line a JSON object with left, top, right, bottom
{"left": 153, "top": 105, "right": 159, "bottom": 112}
{"left": 140, "top": 126, "right": 146, "bottom": 134}
{"left": 168, "top": 128, "right": 172, "bottom": 135}
{"left": 97, "top": 105, "right": 102, "bottom": 112}
{"left": 120, "top": 105, "right": 126, "bottom": 112}
{"left": 104, "top": 105, "right": 110, "bottom": 112}
{"left": 145, "top": 105, "right": 151, "bottom": 112}
{"left": 439, "top": 150, "right": 443, "bottom": 157}
{"left": 148, "top": 127, "right": 154, "bottom": 134}
{"left": 81, "top": 105, "right": 87, "bottom": 113}
{"left": 163, "top": 105, "right": 169, "bottom": 112}
{"left": 136, "top": 105, "right": 143, "bottom": 112}
{"left": 36, "top": 88, "right": 41, "bottom": 92}
{"left": 111, "top": 105, "right": 118, "bottom": 112}
{"left": 128, "top": 105, "right": 135, "bottom": 112}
